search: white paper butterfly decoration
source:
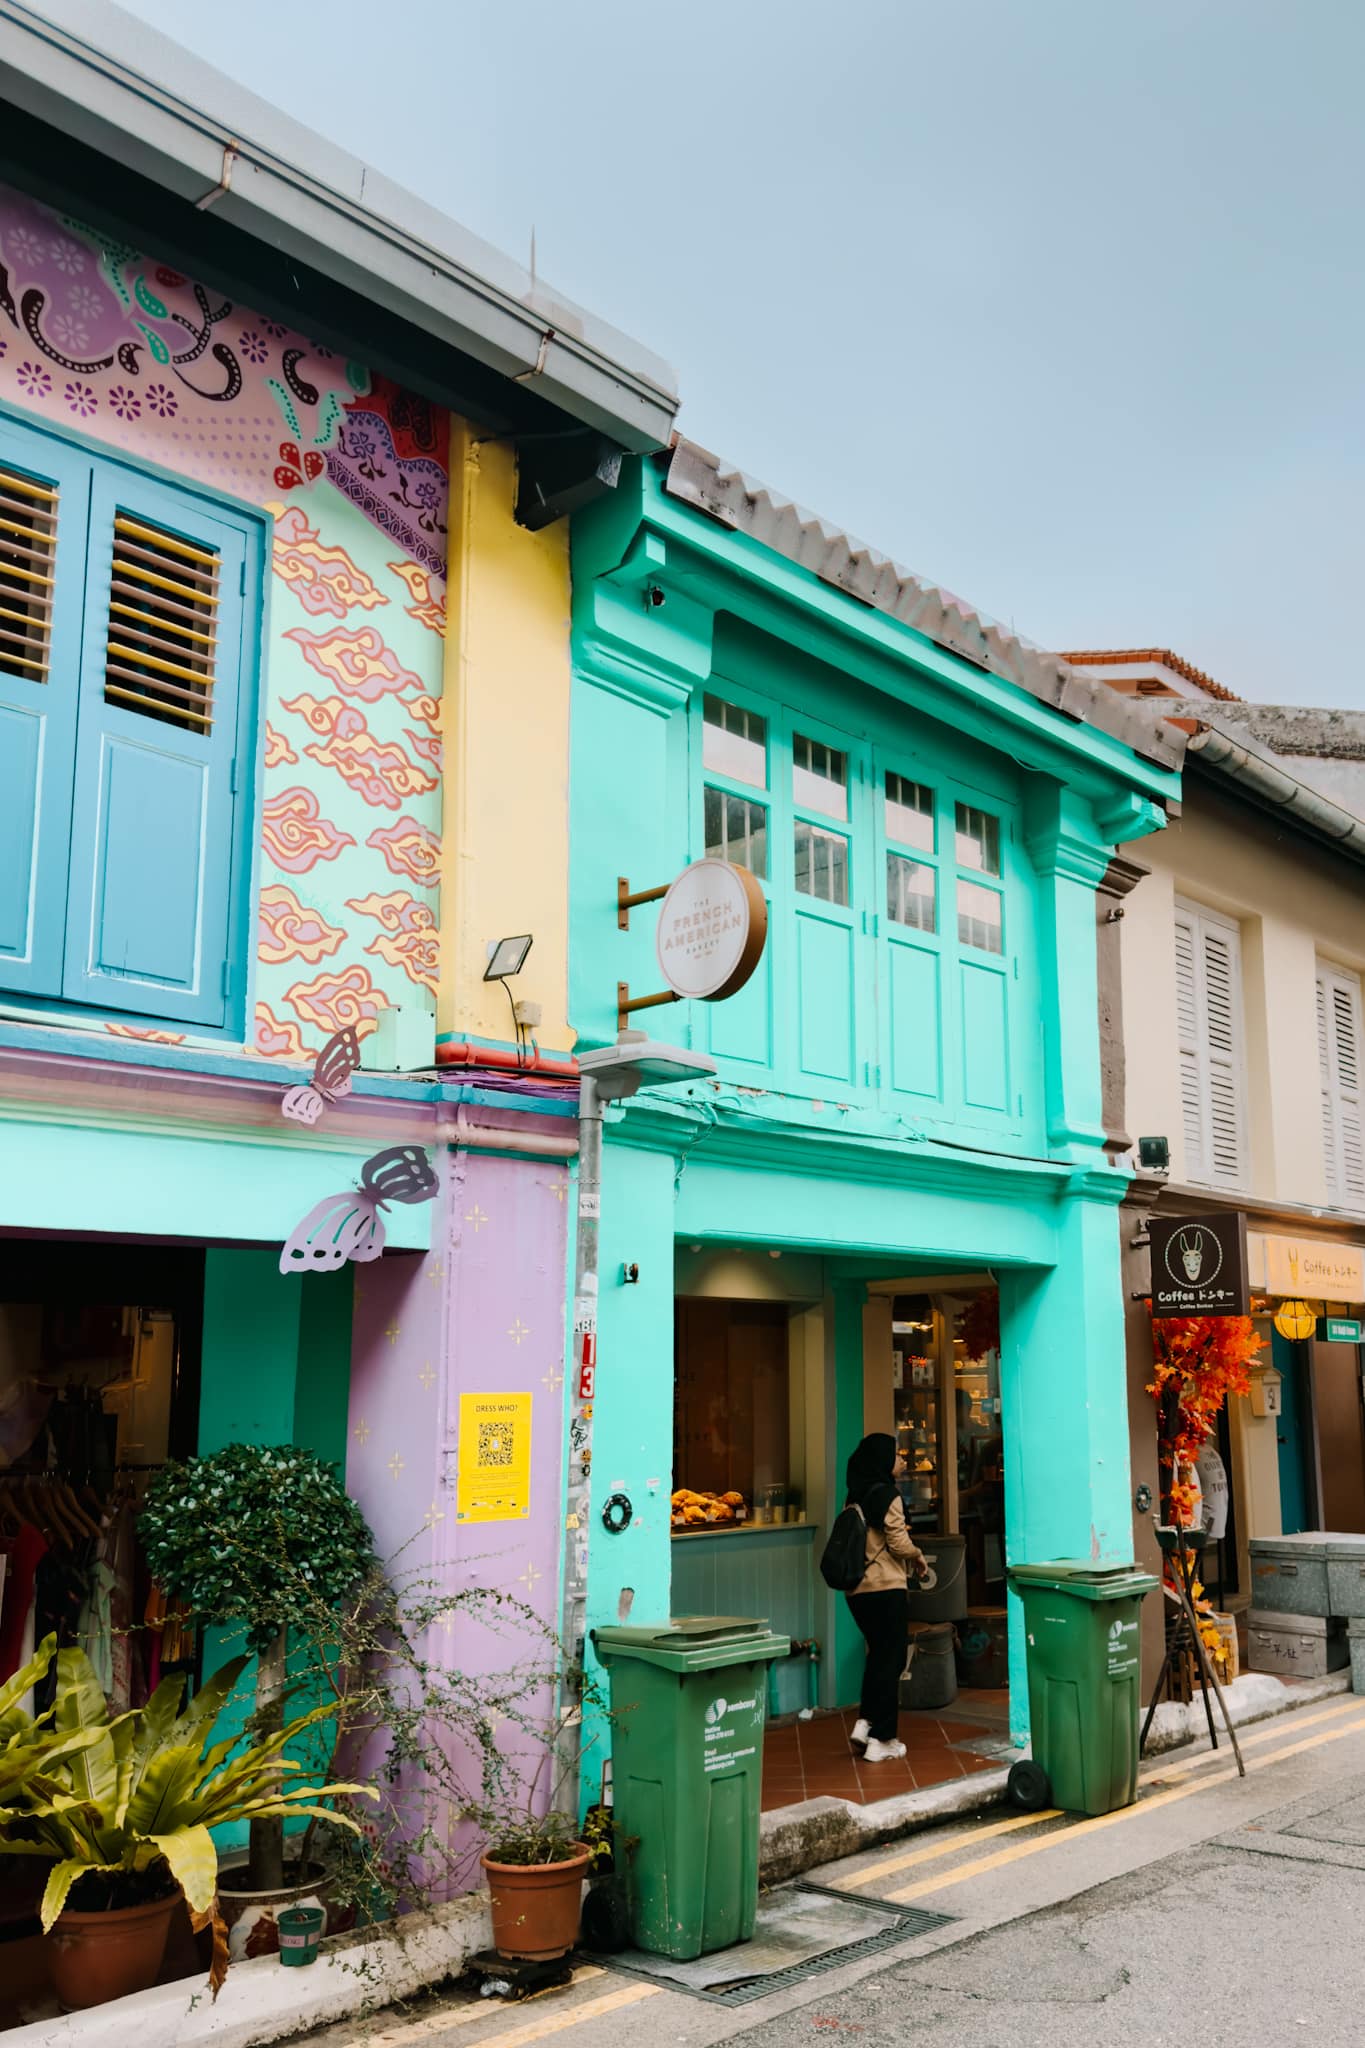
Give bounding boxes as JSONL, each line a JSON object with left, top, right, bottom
{"left": 280, "top": 1027, "right": 363, "bottom": 1126}
{"left": 279, "top": 1146, "right": 440, "bottom": 1276}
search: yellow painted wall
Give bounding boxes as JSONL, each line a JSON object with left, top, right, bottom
{"left": 438, "top": 422, "right": 574, "bottom": 1050}
{"left": 1120, "top": 781, "right": 1365, "bottom": 1204}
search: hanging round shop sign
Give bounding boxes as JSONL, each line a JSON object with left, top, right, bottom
{"left": 654, "top": 859, "right": 768, "bottom": 1003}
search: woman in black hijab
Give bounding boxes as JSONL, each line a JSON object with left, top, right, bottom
{"left": 844, "top": 1432, "right": 929, "bottom": 1761}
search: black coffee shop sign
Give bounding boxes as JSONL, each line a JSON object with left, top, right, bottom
{"left": 1149, "top": 1213, "right": 1250, "bottom": 1318}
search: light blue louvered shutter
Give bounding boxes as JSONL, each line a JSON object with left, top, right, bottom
{"left": 0, "top": 412, "right": 90, "bottom": 997}
{"left": 62, "top": 462, "right": 257, "bottom": 1027}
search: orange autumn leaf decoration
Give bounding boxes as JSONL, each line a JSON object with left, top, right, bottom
{"left": 1147, "top": 1312, "right": 1264, "bottom": 1528}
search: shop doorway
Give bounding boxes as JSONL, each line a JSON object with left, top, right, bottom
{"left": 0, "top": 1240, "right": 204, "bottom": 1713}
{"left": 891, "top": 1288, "right": 1006, "bottom": 1676}
{"left": 1273, "top": 1331, "right": 1316, "bottom": 1535}
{"left": 1310, "top": 1334, "right": 1365, "bottom": 1532}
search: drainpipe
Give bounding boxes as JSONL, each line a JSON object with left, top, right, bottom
{"left": 557, "top": 1072, "right": 602, "bottom": 1812}
{"left": 440, "top": 1106, "right": 578, "bottom": 1159}
{"left": 437, "top": 1040, "right": 580, "bottom": 1080}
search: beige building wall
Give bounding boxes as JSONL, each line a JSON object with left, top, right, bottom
{"left": 1120, "top": 781, "right": 1365, "bottom": 1207}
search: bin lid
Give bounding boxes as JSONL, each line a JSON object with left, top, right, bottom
{"left": 592, "top": 1615, "right": 790, "bottom": 1672}
{"left": 595, "top": 1615, "right": 768, "bottom": 1645}
{"left": 1248, "top": 1609, "right": 1343, "bottom": 1638}
{"left": 1250, "top": 1532, "right": 1361, "bottom": 1558}
{"left": 1008, "top": 1560, "right": 1159, "bottom": 1602}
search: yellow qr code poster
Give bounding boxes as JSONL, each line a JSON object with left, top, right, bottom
{"left": 456, "top": 1392, "right": 532, "bottom": 1522}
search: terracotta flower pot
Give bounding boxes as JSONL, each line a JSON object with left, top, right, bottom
{"left": 48, "top": 1891, "right": 179, "bottom": 2012}
{"left": 481, "top": 1845, "right": 591, "bottom": 1961}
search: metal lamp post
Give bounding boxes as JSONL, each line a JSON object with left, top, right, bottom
{"left": 558, "top": 1033, "right": 716, "bottom": 1817}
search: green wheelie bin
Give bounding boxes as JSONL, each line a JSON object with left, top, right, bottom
{"left": 592, "top": 1616, "right": 788, "bottom": 1960}
{"left": 1007, "top": 1562, "right": 1159, "bottom": 1816}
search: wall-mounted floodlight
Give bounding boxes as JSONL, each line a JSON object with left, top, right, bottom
{"left": 484, "top": 935, "right": 534, "bottom": 982}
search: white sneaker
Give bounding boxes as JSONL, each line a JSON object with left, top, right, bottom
{"left": 849, "top": 1718, "right": 870, "bottom": 1747}
{"left": 863, "top": 1738, "right": 907, "bottom": 1762}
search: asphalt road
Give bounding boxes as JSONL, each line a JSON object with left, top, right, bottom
{"left": 734, "top": 1793, "right": 1365, "bottom": 2048}
{"left": 316, "top": 1694, "right": 1365, "bottom": 2048}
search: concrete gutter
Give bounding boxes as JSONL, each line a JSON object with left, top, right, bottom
{"left": 11, "top": 1891, "right": 490, "bottom": 2048}
{"left": 0, "top": 0, "right": 678, "bottom": 451}
{"left": 758, "top": 1670, "right": 1352, "bottom": 1885}
{"left": 1116, "top": 702, "right": 1365, "bottom": 868}
{"left": 1185, "top": 722, "right": 1365, "bottom": 867}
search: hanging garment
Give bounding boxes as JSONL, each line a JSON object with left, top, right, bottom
{"left": 105, "top": 1502, "right": 138, "bottom": 1712}
{"left": 78, "top": 1560, "right": 116, "bottom": 1696}
{"left": 0, "top": 1523, "right": 47, "bottom": 1683}
{"left": 32, "top": 1541, "right": 94, "bottom": 1713}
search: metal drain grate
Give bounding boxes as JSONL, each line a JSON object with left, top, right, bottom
{"left": 587, "top": 1883, "right": 955, "bottom": 2004}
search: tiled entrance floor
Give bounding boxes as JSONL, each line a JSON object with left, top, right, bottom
{"left": 762, "top": 1688, "right": 1011, "bottom": 1811}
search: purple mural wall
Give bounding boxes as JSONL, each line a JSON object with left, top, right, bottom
{"left": 0, "top": 182, "right": 446, "bottom": 1057}
{"left": 347, "top": 1139, "right": 573, "bottom": 1853}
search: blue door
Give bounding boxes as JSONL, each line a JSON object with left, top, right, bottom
{"left": 1273, "top": 1331, "right": 1312, "bottom": 1535}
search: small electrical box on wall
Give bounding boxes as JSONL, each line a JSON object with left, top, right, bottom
{"left": 1249, "top": 1368, "right": 1282, "bottom": 1419}
{"left": 362, "top": 1005, "right": 437, "bottom": 1072}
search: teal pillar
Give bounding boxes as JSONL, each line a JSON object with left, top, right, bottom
{"left": 829, "top": 1279, "right": 868, "bottom": 1707}
{"left": 199, "top": 1251, "right": 351, "bottom": 1459}
{"left": 196, "top": 1251, "right": 353, "bottom": 1842}
{"left": 579, "top": 1138, "right": 677, "bottom": 1804}
{"left": 294, "top": 1271, "right": 356, "bottom": 1470}
{"left": 997, "top": 1184, "right": 1132, "bottom": 1743}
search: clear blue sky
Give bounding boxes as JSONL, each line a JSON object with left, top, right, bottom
{"left": 121, "top": 0, "right": 1364, "bottom": 708}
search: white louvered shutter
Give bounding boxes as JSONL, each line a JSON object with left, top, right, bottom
{"left": 1318, "top": 963, "right": 1365, "bottom": 1207}
{"left": 1174, "top": 907, "right": 1207, "bottom": 1179}
{"left": 1173, "top": 900, "right": 1247, "bottom": 1189}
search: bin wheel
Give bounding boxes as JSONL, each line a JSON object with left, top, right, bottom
{"left": 580, "top": 1878, "right": 630, "bottom": 1953}
{"left": 1007, "top": 1759, "right": 1051, "bottom": 1812}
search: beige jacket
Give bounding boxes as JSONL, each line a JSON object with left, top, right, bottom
{"left": 853, "top": 1494, "right": 926, "bottom": 1595}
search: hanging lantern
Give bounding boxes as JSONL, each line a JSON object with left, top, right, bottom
{"left": 1273, "top": 1299, "right": 1317, "bottom": 1342}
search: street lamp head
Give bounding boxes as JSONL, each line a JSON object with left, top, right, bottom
{"left": 578, "top": 1035, "right": 718, "bottom": 1102}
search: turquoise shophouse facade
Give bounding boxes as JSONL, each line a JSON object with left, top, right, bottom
{"left": 569, "top": 443, "right": 1182, "bottom": 1746}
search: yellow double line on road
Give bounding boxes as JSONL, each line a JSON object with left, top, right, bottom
{"left": 347, "top": 1699, "right": 1365, "bottom": 2045}
{"left": 879, "top": 1695, "right": 1365, "bottom": 1904}
{"left": 833, "top": 1693, "right": 1365, "bottom": 1902}
{"left": 356, "top": 1970, "right": 659, "bottom": 2048}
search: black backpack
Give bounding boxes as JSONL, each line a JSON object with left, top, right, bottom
{"left": 820, "top": 1503, "right": 873, "bottom": 1592}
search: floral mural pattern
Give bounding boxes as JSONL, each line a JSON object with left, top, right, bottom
{"left": 0, "top": 185, "right": 448, "bottom": 1060}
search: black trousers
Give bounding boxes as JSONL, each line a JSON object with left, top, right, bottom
{"left": 847, "top": 1588, "right": 907, "bottom": 1741}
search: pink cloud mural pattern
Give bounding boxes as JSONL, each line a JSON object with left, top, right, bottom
{"left": 0, "top": 182, "right": 446, "bottom": 1062}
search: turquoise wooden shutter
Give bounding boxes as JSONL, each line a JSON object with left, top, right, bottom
{"left": 0, "top": 413, "right": 89, "bottom": 997}
{"left": 788, "top": 720, "right": 863, "bottom": 1090}
{"left": 63, "top": 464, "right": 255, "bottom": 1027}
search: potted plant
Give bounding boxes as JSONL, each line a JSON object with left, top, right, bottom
{"left": 139, "top": 1443, "right": 375, "bottom": 1923}
{"left": 0, "top": 1637, "right": 370, "bottom": 2011}
{"left": 478, "top": 1805, "right": 591, "bottom": 1962}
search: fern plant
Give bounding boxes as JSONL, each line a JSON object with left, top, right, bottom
{"left": 0, "top": 1637, "right": 373, "bottom": 1933}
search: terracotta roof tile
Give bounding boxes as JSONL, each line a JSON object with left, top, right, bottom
{"left": 1062, "top": 648, "right": 1241, "bottom": 704}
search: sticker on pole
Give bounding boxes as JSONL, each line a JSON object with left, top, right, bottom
{"left": 655, "top": 859, "right": 767, "bottom": 1003}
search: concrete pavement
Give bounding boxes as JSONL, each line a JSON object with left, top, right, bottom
{"left": 310, "top": 1695, "right": 1365, "bottom": 2048}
